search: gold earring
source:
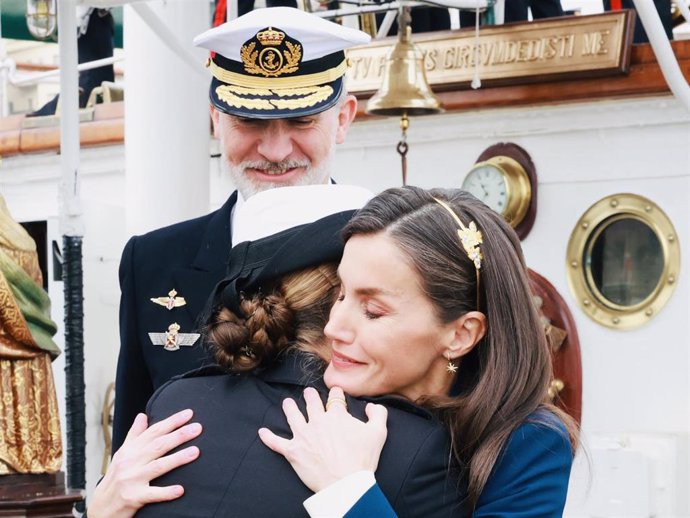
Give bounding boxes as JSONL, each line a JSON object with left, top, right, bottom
{"left": 445, "top": 352, "right": 458, "bottom": 374}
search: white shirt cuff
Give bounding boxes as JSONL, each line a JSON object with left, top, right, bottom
{"left": 303, "top": 471, "right": 376, "bottom": 518}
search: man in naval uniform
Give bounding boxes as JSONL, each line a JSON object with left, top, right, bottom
{"left": 112, "top": 7, "right": 370, "bottom": 454}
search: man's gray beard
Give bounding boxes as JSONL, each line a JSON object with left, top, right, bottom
{"left": 223, "top": 152, "right": 334, "bottom": 199}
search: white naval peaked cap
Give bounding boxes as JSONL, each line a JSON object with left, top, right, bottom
{"left": 231, "top": 184, "right": 374, "bottom": 247}
{"left": 194, "top": 7, "right": 370, "bottom": 119}
{"left": 193, "top": 7, "right": 371, "bottom": 62}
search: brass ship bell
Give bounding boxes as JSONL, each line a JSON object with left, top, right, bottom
{"left": 366, "top": 6, "right": 443, "bottom": 185}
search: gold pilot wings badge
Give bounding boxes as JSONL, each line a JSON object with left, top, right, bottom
{"left": 149, "top": 323, "right": 200, "bottom": 351}
{"left": 150, "top": 289, "right": 187, "bottom": 310}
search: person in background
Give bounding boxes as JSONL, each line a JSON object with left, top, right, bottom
{"left": 504, "top": 0, "right": 564, "bottom": 22}
{"left": 213, "top": 0, "right": 297, "bottom": 28}
{"left": 604, "top": 0, "right": 673, "bottom": 43}
{"left": 111, "top": 7, "right": 370, "bottom": 454}
{"left": 376, "top": 6, "right": 451, "bottom": 35}
{"left": 460, "top": 0, "right": 564, "bottom": 28}
{"left": 29, "top": 7, "right": 115, "bottom": 116}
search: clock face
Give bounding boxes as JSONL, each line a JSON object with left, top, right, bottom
{"left": 462, "top": 164, "right": 508, "bottom": 215}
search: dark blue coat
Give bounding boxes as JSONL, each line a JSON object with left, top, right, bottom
{"left": 345, "top": 412, "right": 573, "bottom": 518}
{"left": 135, "top": 352, "right": 466, "bottom": 518}
{"left": 113, "top": 193, "right": 238, "bottom": 453}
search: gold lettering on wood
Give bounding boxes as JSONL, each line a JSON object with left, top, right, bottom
{"left": 346, "top": 11, "right": 631, "bottom": 93}
{"left": 582, "top": 30, "right": 610, "bottom": 56}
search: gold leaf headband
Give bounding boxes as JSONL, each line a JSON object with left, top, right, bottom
{"left": 433, "top": 197, "right": 484, "bottom": 309}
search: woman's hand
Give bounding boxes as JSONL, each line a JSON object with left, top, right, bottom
{"left": 88, "top": 409, "right": 201, "bottom": 518}
{"left": 258, "top": 386, "right": 388, "bottom": 493}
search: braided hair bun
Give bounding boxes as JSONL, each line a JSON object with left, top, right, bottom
{"left": 206, "top": 264, "right": 338, "bottom": 372}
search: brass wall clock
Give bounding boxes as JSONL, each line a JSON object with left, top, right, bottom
{"left": 461, "top": 142, "right": 537, "bottom": 240}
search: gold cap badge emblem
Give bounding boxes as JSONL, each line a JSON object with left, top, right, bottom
{"left": 241, "top": 26, "right": 302, "bottom": 78}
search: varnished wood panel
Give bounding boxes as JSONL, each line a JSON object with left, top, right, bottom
{"left": 0, "top": 472, "right": 83, "bottom": 518}
{"left": 356, "top": 40, "right": 690, "bottom": 117}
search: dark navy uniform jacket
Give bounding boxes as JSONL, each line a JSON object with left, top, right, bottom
{"left": 135, "top": 352, "right": 466, "bottom": 518}
{"left": 113, "top": 193, "right": 238, "bottom": 453}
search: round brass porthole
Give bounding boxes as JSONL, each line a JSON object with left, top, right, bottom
{"left": 566, "top": 194, "right": 680, "bottom": 330}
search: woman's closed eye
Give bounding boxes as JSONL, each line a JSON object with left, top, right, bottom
{"left": 363, "top": 303, "right": 384, "bottom": 320}
{"left": 335, "top": 292, "right": 383, "bottom": 320}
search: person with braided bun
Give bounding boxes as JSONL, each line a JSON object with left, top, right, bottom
{"left": 208, "top": 264, "right": 342, "bottom": 374}
{"left": 260, "top": 186, "right": 580, "bottom": 518}
{"left": 90, "top": 184, "right": 463, "bottom": 518}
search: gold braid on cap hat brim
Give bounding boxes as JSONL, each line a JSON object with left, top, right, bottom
{"left": 207, "top": 58, "right": 348, "bottom": 89}
{"left": 216, "top": 84, "right": 334, "bottom": 111}
{"left": 433, "top": 197, "right": 483, "bottom": 310}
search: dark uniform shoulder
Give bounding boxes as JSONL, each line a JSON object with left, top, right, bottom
{"left": 145, "top": 364, "right": 237, "bottom": 417}
{"left": 151, "top": 364, "right": 235, "bottom": 399}
{"left": 176, "top": 364, "right": 229, "bottom": 379}
{"left": 129, "top": 192, "right": 236, "bottom": 255}
{"left": 132, "top": 210, "right": 218, "bottom": 252}
{"left": 155, "top": 364, "right": 232, "bottom": 393}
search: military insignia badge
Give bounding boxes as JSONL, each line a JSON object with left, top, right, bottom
{"left": 149, "top": 323, "right": 200, "bottom": 351}
{"left": 240, "top": 27, "right": 302, "bottom": 78}
{"left": 150, "top": 289, "right": 187, "bottom": 310}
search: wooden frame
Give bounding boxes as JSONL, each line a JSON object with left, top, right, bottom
{"left": 528, "top": 268, "right": 583, "bottom": 425}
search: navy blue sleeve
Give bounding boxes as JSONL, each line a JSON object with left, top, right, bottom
{"left": 343, "top": 414, "right": 572, "bottom": 518}
{"left": 473, "top": 416, "right": 573, "bottom": 518}
{"left": 344, "top": 483, "right": 397, "bottom": 518}
{"left": 112, "top": 236, "right": 154, "bottom": 454}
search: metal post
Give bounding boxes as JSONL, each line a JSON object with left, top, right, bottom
{"left": 57, "top": 0, "right": 86, "bottom": 512}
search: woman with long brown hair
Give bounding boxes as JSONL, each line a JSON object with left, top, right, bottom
{"left": 260, "top": 186, "right": 578, "bottom": 517}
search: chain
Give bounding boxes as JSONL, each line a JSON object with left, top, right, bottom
{"left": 397, "top": 112, "right": 409, "bottom": 185}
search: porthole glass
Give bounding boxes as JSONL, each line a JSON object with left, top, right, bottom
{"left": 586, "top": 217, "right": 664, "bottom": 308}
{"left": 566, "top": 194, "right": 680, "bottom": 330}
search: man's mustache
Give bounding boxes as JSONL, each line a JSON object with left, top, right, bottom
{"left": 241, "top": 160, "right": 311, "bottom": 174}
